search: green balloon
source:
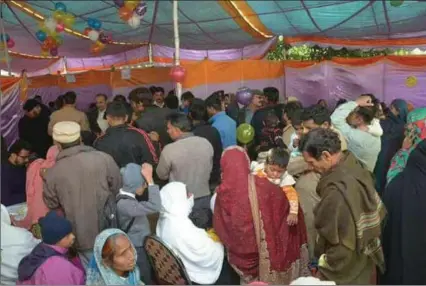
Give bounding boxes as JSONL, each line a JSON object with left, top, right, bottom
{"left": 390, "top": 0, "right": 404, "bottom": 7}
{"left": 237, "top": 123, "right": 255, "bottom": 144}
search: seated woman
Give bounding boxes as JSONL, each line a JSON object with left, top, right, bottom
{"left": 213, "top": 146, "right": 310, "bottom": 284}
{"left": 86, "top": 229, "right": 142, "bottom": 285}
{"left": 156, "top": 182, "right": 227, "bottom": 285}
{"left": 17, "top": 211, "right": 85, "bottom": 285}
{"left": 1, "top": 204, "right": 39, "bottom": 285}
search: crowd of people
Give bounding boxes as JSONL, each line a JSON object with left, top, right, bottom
{"left": 1, "top": 85, "right": 425, "bottom": 285}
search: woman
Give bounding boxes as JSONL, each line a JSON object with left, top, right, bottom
{"left": 157, "top": 182, "right": 228, "bottom": 285}
{"left": 373, "top": 99, "right": 408, "bottom": 196}
{"left": 213, "top": 146, "right": 310, "bottom": 284}
{"left": 86, "top": 229, "right": 142, "bottom": 285}
{"left": 1, "top": 204, "right": 40, "bottom": 285}
{"left": 381, "top": 108, "right": 426, "bottom": 284}
{"left": 13, "top": 146, "right": 59, "bottom": 229}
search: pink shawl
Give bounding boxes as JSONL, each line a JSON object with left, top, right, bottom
{"left": 14, "top": 146, "right": 59, "bottom": 229}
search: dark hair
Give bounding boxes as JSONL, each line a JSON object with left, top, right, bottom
{"left": 166, "top": 112, "right": 193, "bottom": 132}
{"left": 81, "top": 131, "right": 97, "bottom": 146}
{"left": 205, "top": 93, "right": 222, "bottom": 111}
{"left": 168, "top": 89, "right": 175, "bottom": 97}
{"left": 23, "top": 99, "right": 40, "bottom": 112}
{"left": 128, "top": 87, "right": 152, "bottom": 105}
{"left": 48, "top": 101, "right": 55, "bottom": 108}
{"left": 157, "top": 87, "right": 165, "bottom": 94}
{"left": 335, "top": 99, "right": 347, "bottom": 109}
{"left": 284, "top": 101, "right": 303, "bottom": 119}
{"left": 113, "top": 95, "right": 127, "bottom": 102}
{"left": 149, "top": 86, "right": 157, "bottom": 95}
{"left": 55, "top": 95, "right": 64, "bottom": 109}
{"left": 291, "top": 109, "right": 303, "bottom": 126}
{"left": 181, "top": 91, "right": 195, "bottom": 103}
{"left": 9, "top": 139, "right": 32, "bottom": 155}
{"left": 302, "top": 105, "right": 331, "bottom": 125}
{"left": 355, "top": 106, "right": 377, "bottom": 125}
{"left": 265, "top": 148, "right": 290, "bottom": 168}
{"left": 263, "top": 87, "right": 279, "bottom": 104}
{"left": 59, "top": 139, "right": 81, "bottom": 150}
{"left": 106, "top": 101, "right": 128, "bottom": 119}
{"left": 63, "top": 91, "right": 77, "bottom": 105}
{"left": 189, "top": 98, "right": 207, "bottom": 121}
{"left": 263, "top": 112, "right": 280, "bottom": 128}
{"left": 299, "top": 128, "right": 341, "bottom": 160}
{"left": 34, "top": 95, "right": 42, "bottom": 102}
{"left": 164, "top": 93, "right": 179, "bottom": 109}
{"left": 96, "top": 94, "right": 107, "bottom": 101}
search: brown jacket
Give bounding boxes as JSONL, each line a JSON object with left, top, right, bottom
{"left": 43, "top": 145, "right": 121, "bottom": 251}
{"left": 48, "top": 106, "right": 90, "bottom": 136}
{"left": 314, "top": 151, "right": 385, "bottom": 284}
{"left": 282, "top": 125, "right": 294, "bottom": 148}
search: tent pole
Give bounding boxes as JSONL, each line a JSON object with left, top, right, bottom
{"left": 173, "top": 0, "right": 182, "bottom": 102}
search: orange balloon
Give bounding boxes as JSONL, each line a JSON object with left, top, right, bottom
{"left": 41, "top": 41, "right": 50, "bottom": 51}
{"left": 124, "top": 0, "right": 139, "bottom": 10}
{"left": 91, "top": 43, "right": 103, "bottom": 54}
{"left": 118, "top": 6, "right": 133, "bottom": 21}
{"left": 44, "top": 36, "right": 56, "bottom": 48}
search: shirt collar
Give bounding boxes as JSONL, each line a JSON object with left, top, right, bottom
{"left": 176, "top": 132, "right": 194, "bottom": 141}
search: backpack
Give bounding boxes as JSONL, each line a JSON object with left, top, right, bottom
{"left": 100, "top": 194, "right": 136, "bottom": 233}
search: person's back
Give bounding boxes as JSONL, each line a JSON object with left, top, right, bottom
{"left": 135, "top": 106, "right": 174, "bottom": 146}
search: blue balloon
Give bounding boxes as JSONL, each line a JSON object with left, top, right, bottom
{"left": 92, "top": 19, "right": 102, "bottom": 30}
{"left": 87, "top": 18, "right": 96, "bottom": 28}
{"left": 54, "top": 2, "right": 67, "bottom": 12}
{"left": 36, "top": 30, "right": 47, "bottom": 42}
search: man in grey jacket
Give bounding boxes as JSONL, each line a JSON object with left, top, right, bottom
{"left": 117, "top": 162, "right": 161, "bottom": 284}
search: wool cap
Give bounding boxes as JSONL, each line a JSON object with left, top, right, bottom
{"left": 39, "top": 211, "right": 73, "bottom": 245}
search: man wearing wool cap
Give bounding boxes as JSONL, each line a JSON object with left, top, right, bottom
{"left": 43, "top": 121, "right": 122, "bottom": 268}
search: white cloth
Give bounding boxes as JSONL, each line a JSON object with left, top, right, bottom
{"left": 290, "top": 277, "right": 336, "bottom": 285}
{"left": 1, "top": 204, "right": 40, "bottom": 285}
{"left": 156, "top": 182, "right": 224, "bottom": 284}
{"left": 97, "top": 110, "right": 109, "bottom": 133}
{"left": 52, "top": 121, "right": 81, "bottom": 143}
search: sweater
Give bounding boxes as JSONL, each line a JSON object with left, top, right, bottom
{"left": 209, "top": 111, "right": 237, "bottom": 148}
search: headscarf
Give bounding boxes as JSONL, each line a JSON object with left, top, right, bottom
{"left": 156, "top": 182, "right": 224, "bottom": 284}
{"left": 1, "top": 204, "right": 40, "bottom": 285}
{"left": 387, "top": 107, "right": 426, "bottom": 184}
{"left": 14, "top": 146, "right": 59, "bottom": 229}
{"left": 85, "top": 229, "right": 141, "bottom": 285}
{"left": 390, "top": 99, "right": 408, "bottom": 123}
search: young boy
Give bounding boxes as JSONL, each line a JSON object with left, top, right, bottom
{"left": 251, "top": 148, "right": 299, "bottom": 225}
{"left": 288, "top": 109, "right": 304, "bottom": 158}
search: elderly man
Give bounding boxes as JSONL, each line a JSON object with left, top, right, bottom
{"left": 43, "top": 121, "right": 121, "bottom": 267}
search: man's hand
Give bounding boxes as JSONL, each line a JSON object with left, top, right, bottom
{"left": 141, "top": 163, "right": 154, "bottom": 185}
{"left": 356, "top": 95, "right": 374, "bottom": 107}
{"left": 149, "top": 131, "right": 160, "bottom": 142}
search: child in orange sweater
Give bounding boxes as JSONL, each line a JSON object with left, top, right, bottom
{"left": 251, "top": 147, "right": 299, "bottom": 225}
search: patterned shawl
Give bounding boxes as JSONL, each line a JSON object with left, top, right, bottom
{"left": 85, "top": 229, "right": 141, "bottom": 285}
{"left": 387, "top": 108, "right": 426, "bottom": 184}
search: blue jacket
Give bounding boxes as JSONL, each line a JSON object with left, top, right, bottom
{"left": 209, "top": 111, "right": 236, "bottom": 149}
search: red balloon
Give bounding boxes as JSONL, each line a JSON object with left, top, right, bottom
{"left": 6, "top": 38, "right": 15, "bottom": 48}
{"left": 118, "top": 6, "right": 133, "bottom": 21}
{"left": 56, "top": 23, "right": 65, "bottom": 32}
{"left": 170, "top": 66, "right": 186, "bottom": 83}
{"left": 84, "top": 27, "right": 92, "bottom": 36}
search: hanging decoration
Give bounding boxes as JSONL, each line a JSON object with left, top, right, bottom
{"left": 0, "top": 34, "right": 15, "bottom": 49}
{"left": 389, "top": 0, "right": 404, "bottom": 7}
{"left": 117, "top": 0, "right": 147, "bottom": 29}
{"left": 84, "top": 18, "right": 112, "bottom": 54}
{"left": 35, "top": 2, "right": 75, "bottom": 56}
{"left": 169, "top": 66, "right": 186, "bottom": 83}
{"left": 405, "top": 75, "right": 418, "bottom": 88}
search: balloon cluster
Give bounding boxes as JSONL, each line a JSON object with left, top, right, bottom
{"left": 84, "top": 18, "right": 112, "bottom": 54}
{"left": 115, "top": 0, "right": 147, "bottom": 29}
{"left": 36, "top": 2, "right": 75, "bottom": 56}
{"left": 0, "top": 33, "right": 15, "bottom": 49}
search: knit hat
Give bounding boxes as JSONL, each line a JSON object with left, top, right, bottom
{"left": 120, "top": 163, "right": 145, "bottom": 194}
{"left": 53, "top": 121, "right": 81, "bottom": 143}
{"left": 39, "top": 211, "right": 73, "bottom": 245}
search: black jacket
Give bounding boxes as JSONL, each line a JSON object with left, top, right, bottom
{"left": 86, "top": 108, "right": 102, "bottom": 134}
{"left": 135, "top": 106, "right": 174, "bottom": 147}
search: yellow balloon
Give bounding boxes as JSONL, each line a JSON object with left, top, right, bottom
{"left": 53, "top": 10, "right": 65, "bottom": 22}
{"left": 41, "top": 50, "right": 49, "bottom": 57}
{"left": 406, "top": 76, "right": 418, "bottom": 88}
{"left": 63, "top": 13, "right": 75, "bottom": 27}
{"left": 46, "top": 29, "right": 57, "bottom": 37}
{"left": 96, "top": 41, "right": 105, "bottom": 49}
{"left": 125, "top": 0, "right": 140, "bottom": 10}
{"left": 54, "top": 36, "right": 64, "bottom": 46}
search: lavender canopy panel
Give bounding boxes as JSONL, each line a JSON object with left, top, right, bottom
{"left": 1, "top": 82, "right": 22, "bottom": 146}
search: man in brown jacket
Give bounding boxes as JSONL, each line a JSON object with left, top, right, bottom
{"left": 48, "top": 91, "right": 90, "bottom": 135}
{"left": 43, "top": 121, "right": 121, "bottom": 267}
{"left": 299, "top": 128, "right": 385, "bottom": 284}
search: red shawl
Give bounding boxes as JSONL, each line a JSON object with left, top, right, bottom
{"left": 214, "top": 146, "right": 308, "bottom": 280}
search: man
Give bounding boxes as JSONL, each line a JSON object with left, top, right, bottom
{"left": 43, "top": 121, "right": 121, "bottom": 267}
{"left": 189, "top": 98, "right": 223, "bottom": 188}
{"left": 94, "top": 101, "right": 158, "bottom": 168}
{"left": 87, "top": 94, "right": 109, "bottom": 135}
{"left": 179, "top": 91, "right": 195, "bottom": 115}
{"left": 152, "top": 86, "right": 166, "bottom": 108}
{"left": 128, "top": 87, "right": 148, "bottom": 123}
{"left": 1, "top": 140, "right": 31, "bottom": 206}
{"left": 238, "top": 89, "right": 264, "bottom": 125}
{"left": 282, "top": 101, "right": 303, "bottom": 147}
{"left": 18, "top": 99, "right": 52, "bottom": 158}
{"left": 48, "top": 91, "right": 90, "bottom": 136}
{"left": 205, "top": 92, "right": 236, "bottom": 148}
{"left": 331, "top": 95, "right": 382, "bottom": 172}
{"left": 299, "top": 128, "right": 385, "bottom": 284}
{"left": 156, "top": 113, "right": 213, "bottom": 210}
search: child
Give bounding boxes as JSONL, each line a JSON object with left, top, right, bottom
{"left": 17, "top": 211, "right": 85, "bottom": 285}
{"left": 251, "top": 148, "right": 299, "bottom": 225}
{"left": 256, "top": 112, "right": 286, "bottom": 163}
{"left": 288, "top": 109, "right": 304, "bottom": 158}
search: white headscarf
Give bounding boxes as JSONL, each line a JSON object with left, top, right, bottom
{"left": 156, "top": 182, "right": 224, "bottom": 284}
{"left": 1, "top": 204, "right": 40, "bottom": 285}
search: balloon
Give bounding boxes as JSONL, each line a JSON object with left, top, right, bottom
{"left": 406, "top": 76, "right": 417, "bottom": 88}
{"left": 62, "top": 13, "right": 75, "bottom": 27}
{"left": 169, "top": 66, "right": 186, "bottom": 83}
{"left": 44, "top": 36, "right": 56, "bottom": 48}
{"left": 50, "top": 47, "right": 58, "bottom": 56}
{"left": 54, "top": 2, "right": 67, "bottom": 12}
{"left": 52, "top": 10, "right": 65, "bottom": 22}
{"left": 41, "top": 41, "right": 50, "bottom": 51}
{"left": 113, "top": 0, "right": 125, "bottom": 7}
{"left": 99, "top": 32, "right": 111, "bottom": 44}
{"left": 44, "top": 18, "right": 57, "bottom": 32}
{"left": 124, "top": 0, "right": 139, "bottom": 10}
{"left": 41, "top": 50, "right": 49, "bottom": 57}
{"left": 127, "top": 14, "right": 141, "bottom": 29}
{"left": 92, "top": 19, "right": 102, "bottom": 30}
{"left": 95, "top": 41, "right": 105, "bottom": 50}
{"left": 90, "top": 42, "right": 104, "bottom": 54}
{"left": 88, "top": 30, "right": 100, "bottom": 42}
{"left": 236, "top": 87, "right": 253, "bottom": 106}
{"left": 54, "top": 35, "right": 64, "bottom": 46}
{"left": 55, "top": 23, "right": 65, "bottom": 32}
{"left": 134, "top": 2, "right": 147, "bottom": 17}
{"left": 237, "top": 123, "right": 255, "bottom": 144}
{"left": 390, "top": 0, "right": 404, "bottom": 7}
{"left": 36, "top": 30, "right": 47, "bottom": 42}
{"left": 6, "top": 39, "right": 15, "bottom": 48}
{"left": 84, "top": 27, "right": 92, "bottom": 36}
{"left": 118, "top": 7, "right": 133, "bottom": 21}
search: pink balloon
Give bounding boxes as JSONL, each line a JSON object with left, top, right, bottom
{"left": 50, "top": 47, "right": 58, "bottom": 56}
{"left": 6, "top": 38, "right": 15, "bottom": 48}
{"left": 56, "top": 23, "right": 65, "bottom": 32}
{"left": 170, "top": 66, "right": 186, "bottom": 83}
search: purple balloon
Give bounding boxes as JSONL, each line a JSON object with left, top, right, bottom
{"left": 50, "top": 47, "right": 58, "bottom": 57}
{"left": 113, "top": 0, "right": 125, "bottom": 8}
{"left": 135, "top": 2, "right": 147, "bottom": 17}
{"left": 236, "top": 87, "right": 253, "bottom": 106}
